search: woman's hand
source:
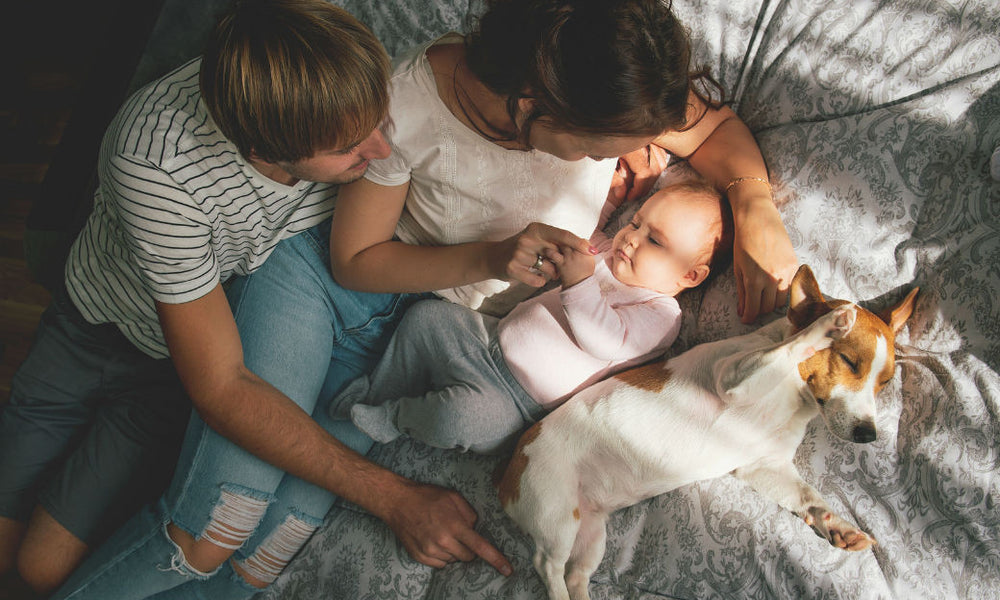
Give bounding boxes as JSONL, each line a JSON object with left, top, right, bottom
{"left": 731, "top": 195, "right": 798, "bottom": 323}
{"left": 487, "top": 223, "right": 596, "bottom": 288}
{"left": 607, "top": 144, "right": 670, "bottom": 205}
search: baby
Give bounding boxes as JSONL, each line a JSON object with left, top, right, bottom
{"left": 330, "top": 180, "right": 733, "bottom": 453}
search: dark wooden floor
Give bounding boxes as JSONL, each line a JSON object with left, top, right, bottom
{"left": 0, "top": 6, "right": 77, "bottom": 599}
{"left": 1, "top": 0, "right": 171, "bottom": 407}
{"left": 0, "top": 4, "right": 94, "bottom": 400}
{"left": 0, "top": 3, "right": 114, "bottom": 598}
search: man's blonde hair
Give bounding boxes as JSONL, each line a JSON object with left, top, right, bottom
{"left": 200, "top": 0, "right": 391, "bottom": 163}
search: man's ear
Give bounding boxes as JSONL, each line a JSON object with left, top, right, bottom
{"left": 247, "top": 149, "right": 269, "bottom": 164}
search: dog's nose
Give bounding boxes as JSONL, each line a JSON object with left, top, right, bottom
{"left": 852, "top": 422, "right": 877, "bottom": 443}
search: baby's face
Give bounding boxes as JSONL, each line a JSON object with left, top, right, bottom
{"left": 608, "top": 190, "right": 715, "bottom": 294}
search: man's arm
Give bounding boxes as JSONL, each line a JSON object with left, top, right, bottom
{"left": 156, "top": 284, "right": 512, "bottom": 574}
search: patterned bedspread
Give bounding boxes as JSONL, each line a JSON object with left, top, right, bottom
{"left": 262, "top": 0, "right": 1000, "bottom": 598}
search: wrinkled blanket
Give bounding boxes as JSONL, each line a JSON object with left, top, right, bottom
{"left": 263, "top": 0, "right": 1000, "bottom": 598}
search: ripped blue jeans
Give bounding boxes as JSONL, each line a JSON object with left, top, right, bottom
{"left": 52, "top": 221, "right": 423, "bottom": 600}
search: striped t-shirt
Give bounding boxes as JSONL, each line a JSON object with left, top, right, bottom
{"left": 65, "top": 59, "right": 336, "bottom": 358}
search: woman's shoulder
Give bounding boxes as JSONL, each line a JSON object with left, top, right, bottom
{"left": 381, "top": 33, "right": 471, "bottom": 150}
{"left": 390, "top": 32, "right": 463, "bottom": 81}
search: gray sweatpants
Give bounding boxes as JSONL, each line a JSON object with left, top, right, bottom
{"left": 329, "top": 299, "right": 545, "bottom": 454}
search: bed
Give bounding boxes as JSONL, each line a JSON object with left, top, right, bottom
{"left": 124, "top": 0, "right": 1000, "bottom": 598}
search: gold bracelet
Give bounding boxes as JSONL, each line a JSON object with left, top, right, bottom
{"left": 725, "top": 176, "right": 772, "bottom": 195}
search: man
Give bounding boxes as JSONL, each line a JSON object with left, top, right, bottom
{"left": 0, "top": 1, "right": 509, "bottom": 597}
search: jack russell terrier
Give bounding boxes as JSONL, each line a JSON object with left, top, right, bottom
{"left": 498, "top": 265, "right": 918, "bottom": 600}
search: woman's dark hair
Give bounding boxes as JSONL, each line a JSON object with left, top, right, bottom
{"left": 465, "top": 0, "right": 714, "bottom": 144}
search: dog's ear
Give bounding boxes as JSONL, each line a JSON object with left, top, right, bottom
{"left": 788, "top": 265, "right": 829, "bottom": 330}
{"left": 880, "top": 287, "right": 919, "bottom": 333}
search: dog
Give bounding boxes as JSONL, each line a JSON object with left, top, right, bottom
{"left": 498, "top": 265, "right": 918, "bottom": 600}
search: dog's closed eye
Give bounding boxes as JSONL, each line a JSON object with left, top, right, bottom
{"left": 839, "top": 353, "right": 858, "bottom": 374}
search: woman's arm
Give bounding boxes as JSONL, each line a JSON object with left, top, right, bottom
{"left": 654, "top": 93, "right": 798, "bottom": 323}
{"left": 330, "top": 177, "right": 595, "bottom": 292}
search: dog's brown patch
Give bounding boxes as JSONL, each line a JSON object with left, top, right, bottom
{"left": 573, "top": 507, "right": 580, "bottom": 520}
{"left": 798, "top": 306, "right": 896, "bottom": 395}
{"left": 614, "top": 362, "right": 672, "bottom": 393}
{"left": 497, "top": 422, "right": 543, "bottom": 508}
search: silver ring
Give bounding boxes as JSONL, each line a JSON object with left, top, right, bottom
{"left": 531, "top": 254, "right": 544, "bottom": 271}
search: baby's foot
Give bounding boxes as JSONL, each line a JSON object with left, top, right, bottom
{"left": 351, "top": 404, "right": 401, "bottom": 444}
{"left": 328, "top": 377, "right": 371, "bottom": 420}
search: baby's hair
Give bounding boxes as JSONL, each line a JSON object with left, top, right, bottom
{"left": 464, "top": 0, "right": 715, "bottom": 145}
{"left": 660, "top": 180, "right": 734, "bottom": 285}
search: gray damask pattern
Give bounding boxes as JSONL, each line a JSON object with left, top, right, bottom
{"left": 264, "top": 0, "right": 1000, "bottom": 598}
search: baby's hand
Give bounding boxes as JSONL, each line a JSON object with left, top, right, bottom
{"left": 557, "top": 245, "right": 596, "bottom": 289}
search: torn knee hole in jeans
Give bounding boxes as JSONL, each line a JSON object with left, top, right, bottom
{"left": 236, "top": 514, "right": 319, "bottom": 585}
{"left": 202, "top": 488, "right": 270, "bottom": 551}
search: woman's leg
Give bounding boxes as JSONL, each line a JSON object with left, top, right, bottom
{"left": 52, "top": 223, "right": 414, "bottom": 600}
{"left": 151, "top": 407, "right": 374, "bottom": 600}
{"left": 144, "top": 223, "right": 412, "bottom": 600}
{"left": 201, "top": 221, "right": 413, "bottom": 595}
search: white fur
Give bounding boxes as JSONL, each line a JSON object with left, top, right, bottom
{"left": 502, "top": 305, "right": 884, "bottom": 600}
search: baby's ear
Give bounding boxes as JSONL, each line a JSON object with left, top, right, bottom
{"left": 682, "top": 264, "right": 711, "bottom": 289}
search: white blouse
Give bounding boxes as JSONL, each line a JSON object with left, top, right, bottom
{"left": 365, "top": 34, "right": 616, "bottom": 313}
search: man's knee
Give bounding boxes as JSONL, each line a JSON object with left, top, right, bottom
{"left": 16, "top": 509, "right": 88, "bottom": 595}
{"left": 0, "top": 516, "right": 26, "bottom": 574}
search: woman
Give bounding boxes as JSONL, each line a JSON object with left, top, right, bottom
{"left": 331, "top": 0, "right": 796, "bottom": 321}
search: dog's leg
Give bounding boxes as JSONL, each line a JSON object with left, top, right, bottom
{"left": 718, "top": 306, "right": 856, "bottom": 400}
{"left": 525, "top": 502, "right": 584, "bottom": 600}
{"left": 564, "top": 509, "right": 608, "bottom": 600}
{"left": 532, "top": 535, "right": 575, "bottom": 600}
{"left": 733, "top": 460, "right": 876, "bottom": 551}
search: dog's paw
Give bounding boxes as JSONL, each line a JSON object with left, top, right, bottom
{"left": 792, "top": 306, "right": 857, "bottom": 360}
{"left": 802, "top": 506, "right": 876, "bottom": 552}
{"left": 817, "top": 305, "right": 856, "bottom": 341}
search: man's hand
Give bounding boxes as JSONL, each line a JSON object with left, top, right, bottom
{"left": 732, "top": 196, "right": 798, "bottom": 323}
{"left": 380, "top": 480, "right": 513, "bottom": 575}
